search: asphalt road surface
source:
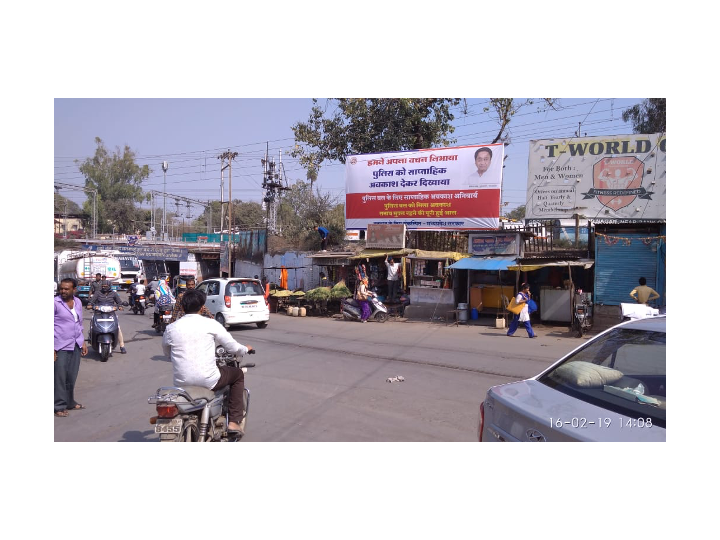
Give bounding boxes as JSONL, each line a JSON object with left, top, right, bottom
{"left": 54, "top": 300, "right": 587, "bottom": 442}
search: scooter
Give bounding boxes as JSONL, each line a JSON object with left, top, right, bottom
{"left": 89, "top": 304, "right": 120, "bottom": 361}
{"left": 155, "top": 300, "right": 175, "bottom": 334}
{"left": 148, "top": 346, "right": 256, "bottom": 442}
{"left": 132, "top": 294, "right": 147, "bottom": 315}
{"left": 342, "top": 295, "right": 389, "bottom": 323}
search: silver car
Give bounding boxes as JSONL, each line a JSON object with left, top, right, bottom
{"left": 479, "top": 316, "right": 666, "bottom": 442}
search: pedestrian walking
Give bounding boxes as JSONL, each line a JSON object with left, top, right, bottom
{"left": 54, "top": 278, "right": 88, "bottom": 417}
{"left": 507, "top": 283, "right": 536, "bottom": 338}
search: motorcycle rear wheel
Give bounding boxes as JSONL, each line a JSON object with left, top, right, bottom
{"left": 181, "top": 420, "right": 200, "bottom": 442}
{"left": 132, "top": 306, "right": 138, "bottom": 315}
{"left": 374, "top": 312, "right": 389, "bottom": 323}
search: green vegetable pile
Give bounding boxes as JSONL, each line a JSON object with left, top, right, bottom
{"left": 305, "top": 287, "right": 331, "bottom": 301}
{"left": 330, "top": 280, "right": 352, "bottom": 299}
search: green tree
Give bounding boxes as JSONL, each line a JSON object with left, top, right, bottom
{"left": 77, "top": 137, "right": 150, "bottom": 234}
{"left": 54, "top": 193, "right": 82, "bottom": 214}
{"left": 291, "top": 98, "right": 461, "bottom": 173}
{"left": 622, "top": 98, "right": 666, "bottom": 133}
{"left": 505, "top": 205, "right": 526, "bottom": 221}
{"left": 278, "top": 181, "right": 344, "bottom": 249}
{"left": 482, "top": 99, "right": 559, "bottom": 144}
{"left": 189, "top": 200, "right": 265, "bottom": 232}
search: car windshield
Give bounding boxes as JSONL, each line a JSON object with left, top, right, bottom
{"left": 538, "top": 327, "right": 666, "bottom": 428}
{"left": 227, "top": 281, "right": 264, "bottom": 296}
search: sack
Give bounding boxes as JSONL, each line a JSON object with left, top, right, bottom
{"left": 506, "top": 297, "right": 524, "bottom": 315}
{"left": 527, "top": 299, "right": 538, "bottom": 314}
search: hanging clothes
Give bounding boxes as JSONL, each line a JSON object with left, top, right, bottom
{"left": 280, "top": 266, "right": 288, "bottom": 290}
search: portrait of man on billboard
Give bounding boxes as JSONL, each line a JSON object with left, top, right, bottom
{"left": 463, "top": 146, "right": 501, "bottom": 189}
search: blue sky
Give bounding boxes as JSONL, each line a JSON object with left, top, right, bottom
{"left": 54, "top": 98, "right": 644, "bottom": 221}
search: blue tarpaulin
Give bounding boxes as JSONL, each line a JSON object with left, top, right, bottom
{"left": 447, "top": 256, "right": 516, "bottom": 271}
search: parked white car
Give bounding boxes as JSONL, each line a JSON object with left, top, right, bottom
{"left": 196, "top": 277, "right": 270, "bottom": 329}
{"left": 479, "top": 316, "right": 666, "bottom": 442}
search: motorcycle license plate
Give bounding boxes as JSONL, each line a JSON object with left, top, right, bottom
{"left": 162, "top": 315, "right": 171, "bottom": 321}
{"left": 155, "top": 417, "right": 182, "bottom": 434}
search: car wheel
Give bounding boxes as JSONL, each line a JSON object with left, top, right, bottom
{"left": 256, "top": 321, "right": 267, "bottom": 329}
{"left": 216, "top": 313, "right": 226, "bottom": 328}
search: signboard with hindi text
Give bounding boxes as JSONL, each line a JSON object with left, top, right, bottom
{"left": 345, "top": 143, "right": 504, "bottom": 230}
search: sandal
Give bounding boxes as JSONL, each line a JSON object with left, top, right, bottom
{"left": 54, "top": 410, "right": 69, "bottom": 417}
{"left": 67, "top": 403, "right": 86, "bottom": 411}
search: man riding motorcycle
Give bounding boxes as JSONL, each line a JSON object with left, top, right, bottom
{"left": 87, "top": 280, "right": 127, "bottom": 354}
{"left": 162, "top": 289, "right": 252, "bottom": 434}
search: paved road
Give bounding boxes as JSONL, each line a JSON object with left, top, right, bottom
{"left": 54, "top": 302, "right": 589, "bottom": 442}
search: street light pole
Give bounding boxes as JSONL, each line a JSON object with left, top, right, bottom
{"left": 162, "top": 161, "right": 169, "bottom": 240}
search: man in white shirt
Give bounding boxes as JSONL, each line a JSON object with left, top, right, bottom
{"left": 162, "top": 289, "right": 253, "bottom": 434}
{"left": 385, "top": 255, "right": 401, "bottom": 303}
{"left": 464, "top": 147, "right": 500, "bottom": 189}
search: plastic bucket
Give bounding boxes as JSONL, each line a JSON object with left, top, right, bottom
{"left": 292, "top": 307, "right": 299, "bottom": 317}
{"left": 495, "top": 317, "right": 506, "bottom": 329}
{"left": 458, "top": 303, "right": 468, "bottom": 322}
{"left": 299, "top": 307, "right": 306, "bottom": 317}
{"left": 470, "top": 308, "right": 479, "bottom": 320}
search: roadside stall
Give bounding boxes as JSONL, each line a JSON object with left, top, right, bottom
{"left": 446, "top": 256, "right": 517, "bottom": 322}
{"left": 349, "top": 248, "right": 414, "bottom": 302}
{"left": 507, "top": 259, "right": 595, "bottom": 323}
{"left": 402, "top": 250, "right": 468, "bottom": 320}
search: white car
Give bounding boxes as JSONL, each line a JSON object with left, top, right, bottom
{"left": 479, "top": 316, "right": 666, "bottom": 442}
{"left": 196, "top": 277, "right": 270, "bottom": 329}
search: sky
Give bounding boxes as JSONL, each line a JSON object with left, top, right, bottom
{"left": 53, "top": 97, "right": 645, "bottom": 222}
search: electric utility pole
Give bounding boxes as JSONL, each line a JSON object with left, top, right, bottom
{"left": 218, "top": 150, "right": 238, "bottom": 233}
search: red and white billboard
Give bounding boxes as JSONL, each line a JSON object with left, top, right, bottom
{"left": 345, "top": 143, "right": 504, "bottom": 230}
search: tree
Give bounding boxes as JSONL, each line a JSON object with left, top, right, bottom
{"left": 277, "top": 181, "right": 344, "bottom": 249}
{"left": 77, "top": 137, "right": 150, "bottom": 234}
{"left": 505, "top": 205, "right": 526, "bottom": 221}
{"left": 622, "top": 98, "right": 666, "bottom": 134}
{"left": 189, "top": 200, "right": 265, "bottom": 232}
{"left": 291, "top": 98, "right": 461, "bottom": 173}
{"left": 482, "top": 99, "right": 559, "bottom": 144}
{"left": 54, "top": 193, "right": 82, "bottom": 214}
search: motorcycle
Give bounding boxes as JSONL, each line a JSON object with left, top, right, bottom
{"left": 148, "top": 346, "right": 256, "bottom": 442}
{"left": 572, "top": 290, "right": 593, "bottom": 337}
{"left": 132, "top": 294, "right": 147, "bottom": 315}
{"left": 342, "top": 295, "right": 389, "bottom": 323}
{"left": 155, "top": 300, "right": 175, "bottom": 334}
{"left": 89, "top": 304, "right": 120, "bottom": 361}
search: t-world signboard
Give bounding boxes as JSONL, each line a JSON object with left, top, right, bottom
{"left": 526, "top": 133, "right": 666, "bottom": 221}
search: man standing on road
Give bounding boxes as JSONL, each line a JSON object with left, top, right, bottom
{"left": 630, "top": 277, "right": 660, "bottom": 305}
{"left": 170, "top": 277, "right": 214, "bottom": 323}
{"left": 54, "top": 278, "right": 88, "bottom": 417}
{"left": 163, "top": 289, "right": 252, "bottom": 435}
{"left": 385, "top": 256, "right": 401, "bottom": 303}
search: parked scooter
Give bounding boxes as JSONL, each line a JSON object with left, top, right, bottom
{"left": 89, "top": 305, "right": 120, "bottom": 361}
{"left": 155, "top": 300, "right": 175, "bottom": 334}
{"left": 342, "top": 296, "right": 389, "bottom": 323}
{"left": 132, "top": 294, "right": 147, "bottom": 315}
{"left": 148, "top": 346, "right": 256, "bottom": 442}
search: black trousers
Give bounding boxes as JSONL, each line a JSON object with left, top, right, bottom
{"left": 212, "top": 366, "right": 245, "bottom": 423}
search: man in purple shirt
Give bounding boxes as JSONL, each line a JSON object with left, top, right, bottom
{"left": 54, "top": 278, "right": 88, "bottom": 417}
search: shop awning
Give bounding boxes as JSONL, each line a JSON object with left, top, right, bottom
{"left": 507, "top": 259, "right": 595, "bottom": 272}
{"left": 349, "top": 248, "right": 414, "bottom": 260}
{"left": 447, "top": 256, "right": 516, "bottom": 271}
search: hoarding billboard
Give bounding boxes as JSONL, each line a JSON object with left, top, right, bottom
{"left": 345, "top": 143, "right": 504, "bottom": 230}
{"left": 526, "top": 133, "right": 666, "bottom": 220}
{"left": 366, "top": 224, "right": 405, "bottom": 249}
{"left": 468, "top": 233, "right": 520, "bottom": 256}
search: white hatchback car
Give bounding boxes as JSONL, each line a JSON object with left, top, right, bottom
{"left": 479, "top": 316, "right": 666, "bottom": 442}
{"left": 196, "top": 277, "right": 270, "bottom": 329}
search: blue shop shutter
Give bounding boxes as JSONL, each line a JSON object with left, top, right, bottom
{"left": 594, "top": 233, "right": 663, "bottom": 306}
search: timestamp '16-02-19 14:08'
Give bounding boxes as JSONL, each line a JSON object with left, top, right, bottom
{"left": 549, "top": 418, "right": 653, "bottom": 429}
